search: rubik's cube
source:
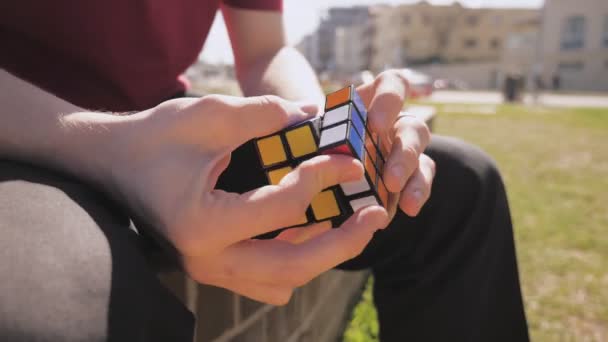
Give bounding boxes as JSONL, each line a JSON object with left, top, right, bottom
{"left": 255, "top": 85, "right": 390, "bottom": 230}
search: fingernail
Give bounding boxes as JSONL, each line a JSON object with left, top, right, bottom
{"left": 298, "top": 102, "right": 320, "bottom": 116}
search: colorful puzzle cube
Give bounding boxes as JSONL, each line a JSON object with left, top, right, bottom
{"left": 254, "top": 85, "right": 391, "bottom": 232}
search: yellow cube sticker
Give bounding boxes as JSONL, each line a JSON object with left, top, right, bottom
{"left": 286, "top": 125, "right": 317, "bottom": 158}
{"left": 311, "top": 190, "right": 341, "bottom": 221}
{"left": 267, "top": 166, "right": 293, "bottom": 185}
{"left": 257, "top": 135, "right": 286, "bottom": 166}
{"left": 294, "top": 215, "right": 309, "bottom": 226}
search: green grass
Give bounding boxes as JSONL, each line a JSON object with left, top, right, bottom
{"left": 343, "top": 103, "right": 608, "bottom": 341}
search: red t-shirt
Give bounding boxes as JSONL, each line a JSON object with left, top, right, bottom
{"left": 0, "top": 0, "right": 282, "bottom": 111}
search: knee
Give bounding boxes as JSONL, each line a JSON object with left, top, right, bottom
{"left": 427, "top": 135, "right": 505, "bottom": 202}
{"left": 448, "top": 137, "right": 501, "bottom": 185}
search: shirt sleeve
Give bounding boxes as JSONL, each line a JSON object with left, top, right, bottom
{"left": 222, "top": 0, "right": 282, "bottom": 11}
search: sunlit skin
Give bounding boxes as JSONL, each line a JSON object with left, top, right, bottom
{"left": 0, "top": 7, "right": 434, "bottom": 305}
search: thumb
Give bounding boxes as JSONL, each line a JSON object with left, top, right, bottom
{"left": 209, "top": 95, "right": 317, "bottom": 148}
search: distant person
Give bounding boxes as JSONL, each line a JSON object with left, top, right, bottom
{"left": 535, "top": 75, "right": 545, "bottom": 91}
{"left": 0, "top": 1, "right": 529, "bottom": 341}
{"left": 553, "top": 73, "right": 561, "bottom": 91}
{"left": 504, "top": 74, "right": 517, "bottom": 102}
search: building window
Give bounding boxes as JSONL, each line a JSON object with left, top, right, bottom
{"left": 561, "top": 16, "right": 586, "bottom": 50}
{"left": 402, "top": 15, "right": 411, "bottom": 25}
{"left": 490, "top": 38, "right": 501, "bottom": 50}
{"left": 464, "top": 38, "right": 477, "bottom": 48}
{"left": 422, "top": 14, "right": 431, "bottom": 25}
{"left": 558, "top": 61, "right": 584, "bottom": 71}
{"left": 491, "top": 15, "right": 503, "bottom": 26}
{"left": 467, "top": 15, "right": 479, "bottom": 26}
{"left": 439, "top": 35, "right": 449, "bottom": 49}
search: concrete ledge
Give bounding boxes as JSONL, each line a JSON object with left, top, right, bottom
{"left": 160, "top": 270, "right": 369, "bottom": 342}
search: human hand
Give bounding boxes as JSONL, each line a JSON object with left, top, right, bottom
{"left": 357, "top": 70, "right": 436, "bottom": 217}
{"left": 81, "top": 95, "right": 389, "bottom": 304}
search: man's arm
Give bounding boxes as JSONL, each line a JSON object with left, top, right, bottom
{"left": 222, "top": 5, "right": 325, "bottom": 105}
{"left": 0, "top": 69, "right": 120, "bottom": 189}
{"left": 0, "top": 68, "right": 386, "bottom": 305}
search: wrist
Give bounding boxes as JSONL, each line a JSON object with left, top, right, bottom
{"left": 52, "top": 111, "right": 132, "bottom": 199}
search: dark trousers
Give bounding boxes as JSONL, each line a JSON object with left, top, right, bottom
{"left": 0, "top": 135, "right": 528, "bottom": 341}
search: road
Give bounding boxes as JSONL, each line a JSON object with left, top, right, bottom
{"left": 429, "top": 90, "right": 608, "bottom": 108}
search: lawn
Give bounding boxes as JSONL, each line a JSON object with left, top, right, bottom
{"left": 343, "top": 103, "right": 608, "bottom": 341}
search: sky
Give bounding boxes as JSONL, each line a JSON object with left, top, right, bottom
{"left": 200, "top": 0, "right": 544, "bottom": 64}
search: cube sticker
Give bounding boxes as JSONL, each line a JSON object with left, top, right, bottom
{"left": 256, "top": 134, "right": 286, "bottom": 167}
{"left": 350, "top": 104, "right": 365, "bottom": 139}
{"left": 352, "top": 89, "right": 367, "bottom": 121}
{"left": 267, "top": 165, "right": 293, "bottom": 185}
{"left": 340, "top": 176, "right": 371, "bottom": 196}
{"left": 310, "top": 189, "right": 342, "bottom": 221}
{"left": 319, "top": 123, "right": 347, "bottom": 148}
{"left": 323, "top": 105, "right": 350, "bottom": 128}
{"left": 364, "top": 148, "right": 377, "bottom": 185}
{"left": 350, "top": 196, "right": 380, "bottom": 213}
{"left": 377, "top": 179, "right": 389, "bottom": 207}
{"left": 325, "top": 86, "right": 351, "bottom": 111}
{"left": 285, "top": 124, "right": 317, "bottom": 158}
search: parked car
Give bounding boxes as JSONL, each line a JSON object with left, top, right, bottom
{"left": 399, "top": 68, "right": 434, "bottom": 99}
{"left": 347, "top": 69, "right": 434, "bottom": 99}
{"left": 433, "top": 78, "right": 470, "bottom": 90}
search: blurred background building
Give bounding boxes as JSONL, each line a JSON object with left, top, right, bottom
{"left": 294, "top": 0, "right": 607, "bottom": 92}
{"left": 298, "top": 7, "right": 374, "bottom": 76}
{"left": 540, "top": 0, "right": 608, "bottom": 91}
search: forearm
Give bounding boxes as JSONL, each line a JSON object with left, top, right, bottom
{"left": 0, "top": 69, "right": 124, "bottom": 189}
{"left": 236, "top": 47, "right": 325, "bottom": 106}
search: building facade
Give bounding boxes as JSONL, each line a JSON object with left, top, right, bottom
{"left": 541, "top": 0, "right": 608, "bottom": 91}
{"left": 314, "top": 6, "right": 374, "bottom": 74}
{"left": 296, "top": 1, "right": 608, "bottom": 92}
{"left": 371, "top": 2, "right": 539, "bottom": 70}
{"left": 300, "top": 2, "right": 540, "bottom": 78}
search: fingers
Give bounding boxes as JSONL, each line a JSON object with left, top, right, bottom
{"left": 211, "top": 154, "right": 364, "bottom": 244}
{"left": 294, "top": 101, "right": 321, "bottom": 117}
{"left": 399, "top": 154, "right": 436, "bottom": 217}
{"left": 184, "top": 207, "right": 385, "bottom": 305}
{"left": 220, "top": 206, "right": 388, "bottom": 287}
{"left": 184, "top": 256, "right": 294, "bottom": 305}
{"left": 195, "top": 94, "right": 316, "bottom": 148}
{"left": 356, "top": 71, "right": 408, "bottom": 136}
{"left": 383, "top": 114, "right": 431, "bottom": 192}
{"left": 355, "top": 70, "right": 431, "bottom": 194}
{"left": 275, "top": 221, "right": 332, "bottom": 244}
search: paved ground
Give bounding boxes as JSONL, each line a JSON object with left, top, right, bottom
{"left": 429, "top": 90, "right": 608, "bottom": 108}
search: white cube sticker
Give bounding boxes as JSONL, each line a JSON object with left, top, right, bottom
{"left": 323, "top": 105, "right": 350, "bottom": 128}
{"left": 340, "top": 177, "right": 371, "bottom": 196}
{"left": 350, "top": 196, "right": 379, "bottom": 212}
{"left": 319, "top": 123, "right": 348, "bottom": 148}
